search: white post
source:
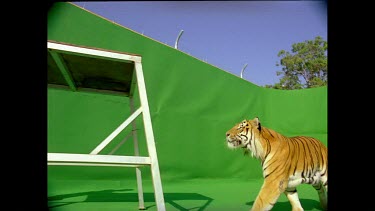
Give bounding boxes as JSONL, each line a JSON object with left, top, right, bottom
{"left": 134, "top": 61, "right": 166, "bottom": 211}
{"left": 130, "top": 97, "right": 145, "bottom": 210}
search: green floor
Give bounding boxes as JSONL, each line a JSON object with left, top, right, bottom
{"left": 48, "top": 178, "right": 324, "bottom": 211}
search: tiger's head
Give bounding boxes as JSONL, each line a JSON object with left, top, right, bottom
{"left": 226, "top": 117, "right": 263, "bottom": 157}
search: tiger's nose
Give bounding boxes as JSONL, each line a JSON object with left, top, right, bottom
{"left": 226, "top": 132, "right": 230, "bottom": 137}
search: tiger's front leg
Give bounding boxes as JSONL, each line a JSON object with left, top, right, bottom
{"left": 250, "top": 179, "right": 285, "bottom": 211}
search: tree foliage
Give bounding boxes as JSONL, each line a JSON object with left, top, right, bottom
{"left": 265, "top": 36, "right": 327, "bottom": 90}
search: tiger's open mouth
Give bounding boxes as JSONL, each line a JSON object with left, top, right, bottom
{"left": 229, "top": 140, "right": 241, "bottom": 146}
{"left": 227, "top": 137, "right": 244, "bottom": 149}
{"left": 227, "top": 137, "right": 248, "bottom": 149}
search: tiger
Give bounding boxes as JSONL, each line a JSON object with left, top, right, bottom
{"left": 225, "top": 117, "right": 327, "bottom": 211}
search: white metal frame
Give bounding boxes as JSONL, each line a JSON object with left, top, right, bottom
{"left": 47, "top": 41, "right": 166, "bottom": 211}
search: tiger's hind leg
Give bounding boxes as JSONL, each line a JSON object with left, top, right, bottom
{"left": 313, "top": 175, "right": 327, "bottom": 210}
{"left": 284, "top": 188, "right": 304, "bottom": 211}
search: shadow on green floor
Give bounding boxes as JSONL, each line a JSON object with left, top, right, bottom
{"left": 246, "top": 198, "right": 323, "bottom": 211}
{"left": 48, "top": 188, "right": 213, "bottom": 210}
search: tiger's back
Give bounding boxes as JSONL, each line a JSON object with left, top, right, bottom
{"left": 261, "top": 128, "right": 327, "bottom": 190}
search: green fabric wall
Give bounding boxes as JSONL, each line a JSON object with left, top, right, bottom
{"left": 48, "top": 2, "right": 327, "bottom": 184}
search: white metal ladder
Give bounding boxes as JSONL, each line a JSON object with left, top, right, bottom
{"left": 47, "top": 41, "right": 166, "bottom": 211}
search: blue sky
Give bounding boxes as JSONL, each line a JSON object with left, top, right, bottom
{"left": 72, "top": 1, "right": 327, "bottom": 87}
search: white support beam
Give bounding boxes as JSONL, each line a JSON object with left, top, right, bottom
{"left": 108, "top": 132, "right": 133, "bottom": 155}
{"left": 129, "top": 67, "right": 138, "bottom": 97}
{"left": 90, "top": 107, "right": 142, "bottom": 155}
{"left": 48, "top": 42, "right": 141, "bottom": 63}
{"left": 49, "top": 50, "right": 77, "bottom": 91}
{"left": 130, "top": 96, "right": 145, "bottom": 210}
{"left": 48, "top": 153, "right": 151, "bottom": 165}
{"left": 48, "top": 162, "right": 145, "bottom": 168}
{"left": 134, "top": 61, "right": 166, "bottom": 211}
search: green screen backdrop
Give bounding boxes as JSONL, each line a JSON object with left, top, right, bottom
{"left": 47, "top": 3, "right": 327, "bottom": 211}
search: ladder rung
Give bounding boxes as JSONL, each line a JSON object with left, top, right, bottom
{"left": 47, "top": 153, "right": 151, "bottom": 166}
{"left": 48, "top": 162, "right": 146, "bottom": 168}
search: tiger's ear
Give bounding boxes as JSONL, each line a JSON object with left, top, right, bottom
{"left": 254, "top": 117, "right": 261, "bottom": 131}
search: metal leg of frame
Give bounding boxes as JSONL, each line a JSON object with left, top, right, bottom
{"left": 134, "top": 61, "right": 166, "bottom": 211}
{"left": 130, "top": 96, "right": 145, "bottom": 210}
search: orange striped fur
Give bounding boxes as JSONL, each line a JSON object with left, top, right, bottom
{"left": 226, "top": 117, "right": 327, "bottom": 211}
